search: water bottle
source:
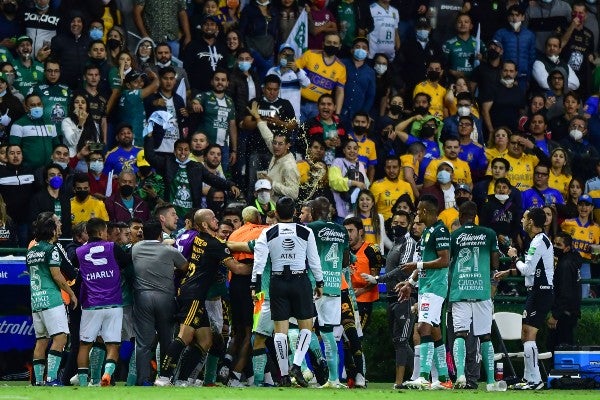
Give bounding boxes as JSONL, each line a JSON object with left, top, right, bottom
{"left": 495, "top": 362, "right": 504, "bottom": 381}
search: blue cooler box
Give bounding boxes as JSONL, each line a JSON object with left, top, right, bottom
{"left": 551, "top": 347, "right": 600, "bottom": 387}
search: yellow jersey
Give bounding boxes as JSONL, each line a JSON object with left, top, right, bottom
{"left": 400, "top": 154, "right": 420, "bottom": 182}
{"left": 369, "top": 177, "right": 415, "bottom": 220}
{"left": 424, "top": 157, "right": 472, "bottom": 187}
{"left": 549, "top": 170, "right": 571, "bottom": 200}
{"left": 561, "top": 218, "right": 600, "bottom": 260}
{"left": 485, "top": 146, "right": 508, "bottom": 163}
{"left": 413, "top": 81, "right": 447, "bottom": 118}
{"left": 439, "top": 207, "right": 479, "bottom": 232}
{"left": 349, "top": 133, "right": 377, "bottom": 169}
{"left": 297, "top": 50, "right": 346, "bottom": 103}
{"left": 71, "top": 196, "right": 109, "bottom": 226}
{"left": 485, "top": 153, "right": 538, "bottom": 191}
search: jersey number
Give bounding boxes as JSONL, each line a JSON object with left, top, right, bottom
{"left": 457, "top": 247, "right": 479, "bottom": 273}
{"left": 325, "top": 243, "right": 340, "bottom": 270}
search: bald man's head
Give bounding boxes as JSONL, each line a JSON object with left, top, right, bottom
{"left": 195, "top": 209, "right": 218, "bottom": 233}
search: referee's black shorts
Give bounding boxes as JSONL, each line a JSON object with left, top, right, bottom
{"left": 522, "top": 288, "right": 553, "bottom": 329}
{"left": 270, "top": 273, "right": 313, "bottom": 321}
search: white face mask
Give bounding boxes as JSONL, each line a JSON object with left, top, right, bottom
{"left": 500, "top": 78, "right": 514, "bottom": 87}
{"left": 495, "top": 194, "right": 510, "bottom": 201}
{"left": 570, "top": 129, "right": 583, "bottom": 141}
{"left": 89, "top": 160, "right": 104, "bottom": 173}
{"left": 457, "top": 106, "right": 471, "bottom": 117}
{"left": 437, "top": 170, "right": 451, "bottom": 184}
{"left": 374, "top": 64, "right": 387, "bottom": 75}
{"left": 548, "top": 55, "right": 559, "bottom": 63}
{"left": 257, "top": 191, "right": 271, "bottom": 204}
{"left": 510, "top": 21, "right": 522, "bottom": 31}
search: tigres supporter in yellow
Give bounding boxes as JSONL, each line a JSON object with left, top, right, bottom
{"left": 412, "top": 59, "right": 447, "bottom": 118}
{"left": 70, "top": 174, "right": 109, "bottom": 226}
{"left": 424, "top": 137, "right": 472, "bottom": 188}
{"left": 370, "top": 157, "right": 414, "bottom": 220}
{"left": 348, "top": 112, "right": 377, "bottom": 183}
{"left": 438, "top": 184, "right": 479, "bottom": 231}
{"left": 400, "top": 142, "right": 426, "bottom": 198}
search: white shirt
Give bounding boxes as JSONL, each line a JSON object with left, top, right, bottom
{"left": 368, "top": 2, "right": 400, "bottom": 60}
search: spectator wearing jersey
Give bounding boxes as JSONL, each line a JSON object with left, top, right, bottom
{"left": 522, "top": 163, "right": 565, "bottom": 209}
{"left": 118, "top": 69, "right": 159, "bottom": 147}
{"left": 304, "top": 94, "right": 347, "bottom": 166}
{"left": 103, "top": 123, "right": 142, "bottom": 176}
{"left": 12, "top": 35, "right": 44, "bottom": 97}
{"left": 70, "top": 173, "right": 109, "bottom": 226}
{"left": 424, "top": 137, "right": 473, "bottom": 189}
{"left": 329, "top": 0, "right": 374, "bottom": 55}
{"left": 29, "top": 59, "right": 71, "bottom": 136}
{"left": 341, "top": 38, "right": 376, "bottom": 127}
{"left": 367, "top": 0, "right": 400, "bottom": 61}
{"left": 370, "top": 156, "right": 414, "bottom": 221}
{"left": 456, "top": 116, "right": 487, "bottom": 181}
{"left": 412, "top": 59, "right": 446, "bottom": 119}
{"left": 443, "top": 13, "right": 482, "bottom": 80}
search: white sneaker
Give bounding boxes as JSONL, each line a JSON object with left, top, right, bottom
{"left": 355, "top": 373, "right": 366, "bottom": 388}
{"left": 403, "top": 377, "right": 431, "bottom": 390}
{"left": 455, "top": 375, "right": 467, "bottom": 389}
{"left": 187, "top": 378, "right": 203, "bottom": 387}
{"left": 320, "top": 380, "right": 346, "bottom": 389}
{"left": 69, "top": 374, "right": 78, "bottom": 386}
{"left": 154, "top": 376, "right": 173, "bottom": 387}
{"left": 227, "top": 378, "right": 245, "bottom": 387}
{"left": 174, "top": 380, "right": 188, "bottom": 387}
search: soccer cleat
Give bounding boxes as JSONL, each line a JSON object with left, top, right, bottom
{"left": 69, "top": 374, "right": 79, "bottom": 386}
{"left": 431, "top": 380, "right": 453, "bottom": 390}
{"left": 455, "top": 375, "right": 467, "bottom": 389}
{"left": 313, "top": 358, "right": 329, "bottom": 386}
{"left": 320, "top": 380, "right": 346, "bottom": 389}
{"left": 218, "top": 365, "right": 230, "bottom": 385}
{"left": 100, "top": 373, "right": 111, "bottom": 387}
{"left": 227, "top": 378, "right": 245, "bottom": 387}
{"left": 154, "top": 376, "right": 173, "bottom": 386}
{"left": 403, "top": 377, "right": 431, "bottom": 390}
{"left": 346, "top": 378, "right": 355, "bottom": 388}
{"left": 290, "top": 364, "right": 309, "bottom": 387}
{"left": 354, "top": 373, "right": 366, "bottom": 388}
{"left": 393, "top": 383, "right": 404, "bottom": 390}
{"left": 516, "top": 381, "right": 544, "bottom": 390}
{"left": 509, "top": 378, "right": 528, "bottom": 390}
{"left": 88, "top": 382, "right": 100, "bottom": 387}
{"left": 45, "top": 379, "right": 63, "bottom": 386}
{"left": 187, "top": 378, "right": 203, "bottom": 387}
{"left": 280, "top": 375, "right": 292, "bottom": 387}
{"left": 487, "top": 381, "right": 508, "bottom": 392}
{"left": 174, "top": 380, "right": 189, "bottom": 387}
{"left": 302, "top": 368, "right": 314, "bottom": 383}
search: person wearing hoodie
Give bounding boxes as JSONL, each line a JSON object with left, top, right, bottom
{"left": 532, "top": 34, "right": 580, "bottom": 92}
{"left": 545, "top": 67, "right": 571, "bottom": 120}
{"left": 134, "top": 36, "right": 156, "bottom": 71}
{"left": 50, "top": 11, "right": 91, "bottom": 89}
{"left": 525, "top": 0, "right": 572, "bottom": 53}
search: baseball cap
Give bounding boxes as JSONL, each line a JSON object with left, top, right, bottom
{"left": 16, "top": 35, "right": 33, "bottom": 45}
{"left": 457, "top": 183, "right": 472, "bottom": 194}
{"left": 578, "top": 194, "right": 593, "bottom": 205}
{"left": 136, "top": 150, "right": 150, "bottom": 167}
{"left": 488, "top": 39, "right": 503, "bottom": 50}
{"left": 438, "top": 160, "right": 454, "bottom": 170}
{"left": 124, "top": 70, "right": 143, "bottom": 84}
{"left": 279, "top": 43, "right": 294, "bottom": 53}
{"left": 255, "top": 179, "right": 272, "bottom": 191}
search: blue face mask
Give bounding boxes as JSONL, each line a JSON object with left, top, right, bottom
{"left": 49, "top": 175, "right": 63, "bottom": 189}
{"left": 353, "top": 48, "right": 368, "bottom": 61}
{"left": 238, "top": 61, "right": 252, "bottom": 72}
{"left": 0, "top": 90, "right": 6, "bottom": 97}
{"left": 437, "top": 170, "right": 452, "bottom": 184}
{"left": 279, "top": 57, "right": 288, "bottom": 67}
{"left": 30, "top": 106, "right": 44, "bottom": 119}
{"left": 416, "top": 29, "right": 429, "bottom": 41}
{"left": 90, "top": 28, "right": 103, "bottom": 41}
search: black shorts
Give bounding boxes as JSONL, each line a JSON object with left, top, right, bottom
{"left": 176, "top": 298, "right": 209, "bottom": 329}
{"left": 341, "top": 289, "right": 355, "bottom": 325}
{"left": 523, "top": 289, "right": 553, "bottom": 329}
{"left": 229, "top": 274, "right": 253, "bottom": 329}
{"left": 270, "top": 273, "right": 313, "bottom": 321}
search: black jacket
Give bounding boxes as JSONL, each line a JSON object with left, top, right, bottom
{"left": 144, "top": 135, "right": 235, "bottom": 208}
{"left": 227, "top": 68, "right": 262, "bottom": 124}
{"left": 51, "top": 31, "right": 91, "bottom": 89}
{"left": 29, "top": 188, "right": 72, "bottom": 238}
{"left": 0, "top": 163, "right": 36, "bottom": 224}
{"left": 552, "top": 250, "right": 582, "bottom": 319}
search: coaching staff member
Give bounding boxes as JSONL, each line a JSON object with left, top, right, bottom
{"left": 251, "top": 196, "right": 324, "bottom": 387}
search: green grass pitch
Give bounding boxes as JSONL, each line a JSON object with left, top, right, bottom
{"left": 0, "top": 383, "right": 599, "bottom": 400}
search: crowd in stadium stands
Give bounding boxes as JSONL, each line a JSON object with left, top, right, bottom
{"left": 1, "top": 0, "right": 596, "bottom": 390}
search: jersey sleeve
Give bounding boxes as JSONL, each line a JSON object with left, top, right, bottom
{"left": 48, "top": 246, "right": 61, "bottom": 269}
{"left": 306, "top": 229, "right": 323, "bottom": 282}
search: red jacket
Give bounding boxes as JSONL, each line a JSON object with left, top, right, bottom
{"left": 104, "top": 193, "right": 150, "bottom": 223}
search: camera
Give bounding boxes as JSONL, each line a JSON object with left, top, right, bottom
{"left": 88, "top": 142, "right": 104, "bottom": 152}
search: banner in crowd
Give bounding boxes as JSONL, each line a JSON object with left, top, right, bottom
{"left": 286, "top": 10, "right": 308, "bottom": 58}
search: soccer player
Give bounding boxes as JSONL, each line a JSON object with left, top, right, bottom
{"left": 398, "top": 195, "right": 453, "bottom": 390}
{"left": 155, "top": 209, "right": 251, "bottom": 386}
{"left": 75, "top": 218, "right": 132, "bottom": 387}
{"left": 308, "top": 197, "right": 349, "bottom": 388}
{"left": 28, "top": 214, "right": 77, "bottom": 386}
{"left": 495, "top": 207, "right": 554, "bottom": 390}
{"left": 448, "top": 201, "right": 505, "bottom": 391}
{"left": 251, "top": 196, "right": 324, "bottom": 387}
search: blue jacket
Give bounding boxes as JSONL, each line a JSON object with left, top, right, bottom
{"left": 493, "top": 27, "right": 536, "bottom": 77}
{"left": 341, "top": 58, "right": 376, "bottom": 125}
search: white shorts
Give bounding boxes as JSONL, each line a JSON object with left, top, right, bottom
{"left": 417, "top": 292, "right": 445, "bottom": 326}
{"left": 205, "top": 299, "right": 223, "bottom": 333}
{"left": 32, "top": 304, "right": 69, "bottom": 339}
{"left": 121, "top": 305, "right": 134, "bottom": 340}
{"left": 253, "top": 300, "right": 274, "bottom": 337}
{"left": 452, "top": 300, "right": 493, "bottom": 337}
{"left": 81, "top": 307, "right": 123, "bottom": 343}
{"left": 315, "top": 296, "right": 341, "bottom": 327}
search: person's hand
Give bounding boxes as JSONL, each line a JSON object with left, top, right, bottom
{"left": 179, "top": 107, "right": 189, "bottom": 117}
{"left": 417, "top": 5, "right": 427, "bottom": 14}
{"left": 304, "top": 4, "right": 311, "bottom": 13}
{"left": 230, "top": 185, "right": 241, "bottom": 198}
{"left": 401, "top": 262, "right": 417, "bottom": 274}
{"left": 314, "top": 286, "right": 323, "bottom": 299}
{"left": 507, "top": 246, "right": 518, "bottom": 258}
{"left": 493, "top": 270, "right": 510, "bottom": 281}
{"left": 146, "top": 69, "right": 158, "bottom": 80}
{"left": 229, "top": 151, "right": 237, "bottom": 166}
{"left": 354, "top": 180, "right": 366, "bottom": 190}
{"left": 247, "top": 101, "right": 261, "bottom": 120}
{"left": 360, "top": 273, "right": 377, "bottom": 285}
{"left": 36, "top": 46, "right": 51, "bottom": 61}
{"left": 192, "top": 99, "right": 203, "bottom": 113}
{"left": 395, "top": 281, "right": 412, "bottom": 301}
{"left": 0, "top": 110, "right": 11, "bottom": 127}
{"left": 354, "top": 287, "right": 365, "bottom": 297}
{"left": 69, "top": 293, "right": 78, "bottom": 309}
{"left": 547, "top": 315, "right": 558, "bottom": 330}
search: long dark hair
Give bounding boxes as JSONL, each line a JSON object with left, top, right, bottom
{"left": 69, "top": 93, "right": 101, "bottom": 151}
